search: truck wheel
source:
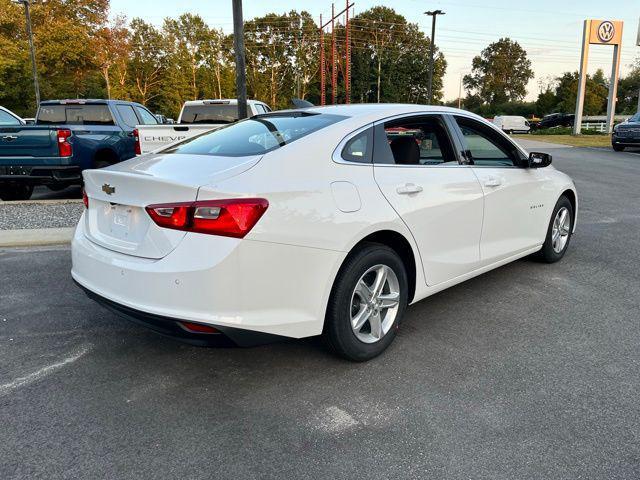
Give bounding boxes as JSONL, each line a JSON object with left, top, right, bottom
{"left": 612, "top": 144, "right": 625, "bottom": 152}
{"left": 0, "top": 184, "right": 34, "bottom": 201}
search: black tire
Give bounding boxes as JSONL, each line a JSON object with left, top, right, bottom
{"left": 534, "top": 196, "right": 573, "bottom": 263}
{"left": 47, "top": 184, "right": 67, "bottom": 192}
{"left": 323, "top": 243, "right": 408, "bottom": 361}
{"left": 612, "top": 144, "right": 625, "bottom": 152}
{"left": 0, "top": 184, "right": 34, "bottom": 201}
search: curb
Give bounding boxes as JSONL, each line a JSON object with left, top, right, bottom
{"left": 0, "top": 227, "right": 74, "bottom": 248}
{"left": 0, "top": 199, "right": 82, "bottom": 206}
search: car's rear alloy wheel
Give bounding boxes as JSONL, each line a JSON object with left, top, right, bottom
{"left": 324, "top": 243, "right": 408, "bottom": 361}
{"left": 350, "top": 264, "right": 401, "bottom": 344}
{"left": 535, "top": 195, "right": 573, "bottom": 263}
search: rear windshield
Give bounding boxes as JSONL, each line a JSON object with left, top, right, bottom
{"left": 37, "top": 104, "right": 114, "bottom": 125}
{"left": 180, "top": 104, "right": 239, "bottom": 124}
{"left": 163, "top": 113, "right": 346, "bottom": 157}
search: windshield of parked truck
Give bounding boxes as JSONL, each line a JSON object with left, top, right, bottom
{"left": 180, "top": 104, "right": 240, "bottom": 124}
{"left": 37, "top": 104, "right": 115, "bottom": 126}
{"left": 163, "top": 113, "right": 346, "bottom": 157}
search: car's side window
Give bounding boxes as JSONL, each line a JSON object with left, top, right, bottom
{"left": 341, "top": 128, "right": 373, "bottom": 163}
{"left": 372, "top": 115, "right": 458, "bottom": 166}
{"left": 116, "top": 105, "right": 139, "bottom": 129}
{"left": 135, "top": 106, "right": 158, "bottom": 125}
{"left": 454, "top": 116, "right": 523, "bottom": 167}
{"left": 0, "top": 110, "right": 21, "bottom": 125}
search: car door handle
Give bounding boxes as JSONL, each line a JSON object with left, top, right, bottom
{"left": 396, "top": 183, "right": 423, "bottom": 195}
{"left": 483, "top": 176, "right": 502, "bottom": 187}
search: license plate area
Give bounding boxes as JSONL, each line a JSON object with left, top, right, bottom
{"left": 94, "top": 200, "right": 149, "bottom": 245}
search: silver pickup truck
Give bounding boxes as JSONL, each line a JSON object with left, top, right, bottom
{"left": 135, "top": 99, "right": 272, "bottom": 155}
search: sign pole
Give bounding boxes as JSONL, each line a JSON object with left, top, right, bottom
{"left": 573, "top": 20, "right": 591, "bottom": 135}
{"left": 606, "top": 43, "right": 622, "bottom": 133}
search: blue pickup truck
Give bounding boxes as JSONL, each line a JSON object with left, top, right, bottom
{"left": 0, "top": 99, "right": 158, "bottom": 200}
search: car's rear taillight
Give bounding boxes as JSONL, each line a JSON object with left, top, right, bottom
{"left": 133, "top": 128, "right": 141, "bottom": 155}
{"left": 57, "top": 129, "right": 72, "bottom": 157}
{"left": 145, "top": 198, "right": 268, "bottom": 238}
{"left": 82, "top": 188, "right": 89, "bottom": 209}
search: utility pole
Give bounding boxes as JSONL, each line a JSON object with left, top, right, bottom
{"left": 232, "top": 0, "right": 248, "bottom": 119}
{"left": 318, "top": 2, "right": 354, "bottom": 106}
{"left": 458, "top": 72, "right": 462, "bottom": 109}
{"left": 331, "top": 3, "right": 336, "bottom": 105}
{"left": 320, "top": 14, "right": 326, "bottom": 106}
{"left": 16, "top": 0, "right": 40, "bottom": 108}
{"left": 345, "top": 0, "right": 351, "bottom": 104}
{"left": 424, "top": 9, "right": 445, "bottom": 105}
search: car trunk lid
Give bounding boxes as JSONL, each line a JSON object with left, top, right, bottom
{"left": 82, "top": 152, "right": 261, "bottom": 259}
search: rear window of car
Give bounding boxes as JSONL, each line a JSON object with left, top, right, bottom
{"left": 180, "top": 104, "right": 239, "bottom": 124}
{"left": 163, "top": 113, "right": 346, "bottom": 157}
{"left": 37, "top": 104, "right": 114, "bottom": 125}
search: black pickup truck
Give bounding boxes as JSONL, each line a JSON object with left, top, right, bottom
{"left": 0, "top": 99, "right": 158, "bottom": 200}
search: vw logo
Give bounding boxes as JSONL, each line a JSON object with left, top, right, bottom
{"left": 597, "top": 21, "right": 615, "bottom": 43}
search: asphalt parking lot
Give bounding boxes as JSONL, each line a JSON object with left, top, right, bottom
{"left": 1, "top": 140, "right": 639, "bottom": 479}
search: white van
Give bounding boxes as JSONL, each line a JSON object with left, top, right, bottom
{"left": 493, "top": 115, "right": 530, "bottom": 134}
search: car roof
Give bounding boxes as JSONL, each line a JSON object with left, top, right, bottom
{"left": 274, "top": 104, "right": 488, "bottom": 124}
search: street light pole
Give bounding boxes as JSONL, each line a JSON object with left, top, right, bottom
{"left": 232, "top": 0, "right": 248, "bottom": 119}
{"left": 16, "top": 0, "right": 40, "bottom": 108}
{"left": 424, "top": 9, "right": 445, "bottom": 105}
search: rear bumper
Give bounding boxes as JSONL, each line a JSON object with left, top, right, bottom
{"left": 71, "top": 216, "right": 344, "bottom": 339}
{"left": 0, "top": 165, "right": 81, "bottom": 184}
{"left": 75, "top": 280, "right": 282, "bottom": 347}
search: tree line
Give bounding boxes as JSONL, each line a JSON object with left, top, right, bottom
{"left": 0, "top": 1, "right": 445, "bottom": 118}
{"left": 456, "top": 37, "right": 640, "bottom": 118}
{"left": 1, "top": 0, "right": 637, "bottom": 120}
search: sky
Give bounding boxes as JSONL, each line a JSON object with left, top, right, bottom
{"left": 109, "top": 0, "right": 640, "bottom": 102}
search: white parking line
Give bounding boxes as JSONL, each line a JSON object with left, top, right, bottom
{"left": 0, "top": 345, "right": 91, "bottom": 397}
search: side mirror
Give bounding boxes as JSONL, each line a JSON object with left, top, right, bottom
{"left": 528, "top": 151, "right": 552, "bottom": 168}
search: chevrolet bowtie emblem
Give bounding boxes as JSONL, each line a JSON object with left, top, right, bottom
{"left": 102, "top": 183, "right": 115, "bottom": 195}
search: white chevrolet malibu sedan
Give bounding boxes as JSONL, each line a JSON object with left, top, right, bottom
{"left": 72, "top": 105, "right": 577, "bottom": 361}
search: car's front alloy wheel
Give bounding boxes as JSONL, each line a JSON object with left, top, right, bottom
{"left": 324, "top": 243, "right": 408, "bottom": 361}
{"left": 535, "top": 195, "right": 574, "bottom": 263}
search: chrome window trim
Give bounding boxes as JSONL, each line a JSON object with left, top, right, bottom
{"left": 331, "top": 109, "right": 529, "bottom": 168}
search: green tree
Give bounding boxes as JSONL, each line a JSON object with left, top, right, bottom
{"left": 464, "top": 38, "right": 533, "bottom": 105}
{"left": 554, "top": 70, "right": 608, "bottom": 115}
{"left": 128, "top": 19, "right": 166, "bottom": 109}
{"left": 617, "top": 59, "right": 640, "bottom": 114}
{"left": 349, "top": 6, "right": 446, "bottom": 104}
